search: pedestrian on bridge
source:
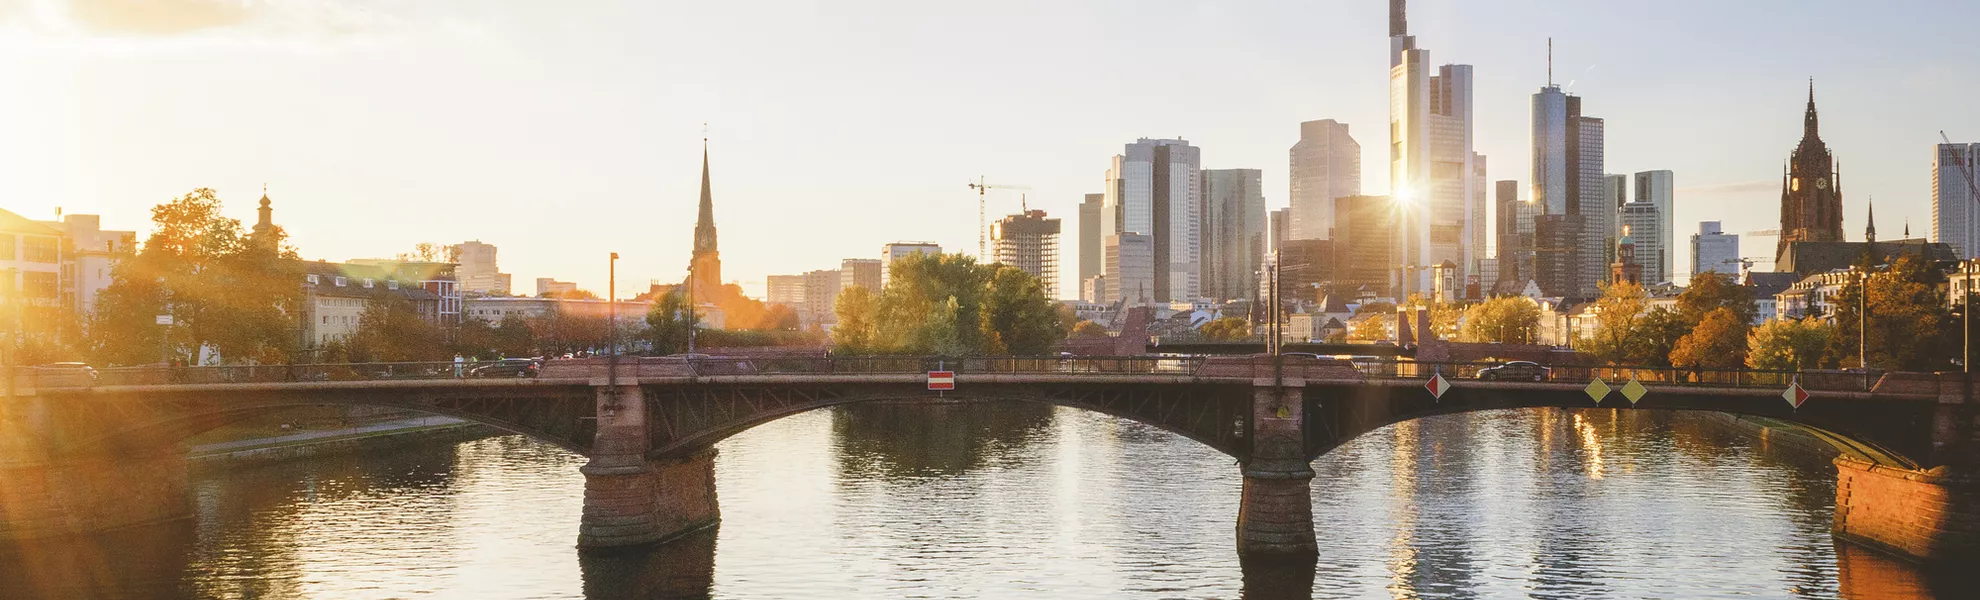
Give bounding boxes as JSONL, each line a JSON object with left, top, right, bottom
{"left": 454, "top": 354, "right": 465, "bottom": 378}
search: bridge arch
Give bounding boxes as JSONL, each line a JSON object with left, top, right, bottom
{"left": 640, "top": 382, "right": 1253, "bottom": 460}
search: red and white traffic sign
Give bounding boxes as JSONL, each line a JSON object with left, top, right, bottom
{"left": 1425, "top": 372, "right": 1451, "bottom": 401}
{"left": 1783, "top": 379, "right": 1809, "bottom": 409}
{"left": 927, "top": 371, "right": 956, "bottom": 391}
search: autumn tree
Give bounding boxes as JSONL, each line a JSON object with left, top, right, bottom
{"left": 1404, "top": 293, "right": 1461, "bottom": 340}
{"left": 1458, "top": 297, "right": 1541, "bottom": 344}
{"left": 1199, "top": 316, "right": 1253, "bottom": 342}
{"left": 1627, "top": 307, "right": 1690, "bottom": 367}
{"left": 1676, "top": 272, "right": 1757, "bottom": 325}
{"left": 1826, "top": 253, "right": 1955, "bottom": 370}
{"left": 647, "top": 291, "right": 697, "bottom": 355}
{"left": 397, "top": 242, "right": 458, "bottom": 263}
{"left": 1069, "top": 320, "right": 1109, "bottom": 339}
{"left": 88, "top": 188, "right": 304, "bottom": 366}
{"left": 830, "top": 285, "right": 879, "bottom": 353}
{"left": 1346, "top": 301, "right": 1396, "bottom": 342}
{"left": 1580, "top": 281, "right": 1648, "bottom": 364}
{"left": 1747, "top": 317, "right": 1836, "bottom": 371}
{"left": 1670, "top": 307, "right": 1750, "bottom": 369}
{"left": 344, "top": 295, "right": 446, "bottom": 362}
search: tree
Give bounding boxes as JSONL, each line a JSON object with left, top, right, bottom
{"left": 1069, "top": 320, "right": 1109, "bottom": 339}
{"left": 981, "top": 266, "right": 1065, "bottom": 354}
{"left": 1347, "top": 301, "right": 1395, "bottom": 342}
{"left": 1199, "top": 317, "right": 1253, "bottom": 342}
{"left": 1404, "top": 294, "right": 1461, "bottom": 340}
{"left": 1458, "top": 297, "right": 1542, "bottom": 344}
{"left": 830, "top": 253, "right": 1063, "bottom": 355}
{"left": 1581, "top": 281, "right": 1648, "bottom": 364}
{"left": 345, "top": 295, "right": 446, "bottom": 362}
{"left": 647, "top": 291, "right": 696, "bottom": 355}
{"left": 1748, "top": 317, "right": 1836, "bottom": 371}
{"left": 1670, "top": 307, "right": 1750, "bottom": 370}
{"left": 88, "top": 188, "right": 304, "bottom": 366}
{"left": 1627, "top": 307, "right": 1690, "bottom": 367}
{"left": 543, "top": 289, "right": 601, "bottom": 300}
{"left": 1676, "top": 272, "right": 1757, "bottom": 325}
{"left": 492, "top": 314, "right": 537, "bottom": 358}
{"left": 397, "top": 242, "right": 458, "bottom": 263}
{"left": 1827, "top": 253, "right": 1955, "bottom": 370}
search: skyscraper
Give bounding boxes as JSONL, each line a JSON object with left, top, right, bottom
{"left": 453, "top": 240, "right": 511, "bottom": 295}
{"left": 1778, "top": 81, "right": 1845, "bottom": 261}
{"left": 1633, "top": 171, "right": 1675, "bottom": 283}
{"left": 840, "top": 258, "right": 882, "bottom": 293}
{"left": 1531, "top": 77, "right": 1604, "bottom": 299}
{"left": 1288, "top": 119, "right": 1360, "bottom": 241}
{"left": 992, "top": 210, "right": 1063, "bottom": 299}
{"left": 1619, "top": 200, "right": 1664, "bottom": 284}
{"left": 1078, "top": 193, "right": 1103, "bottom": 285}
{"left": 1691, "top": 221, "right": 1740, "bottom": 278}
{"left": 1933, "top": 142, "right": 1980, "bottom": 258}
{"left": 1494, "top": 180, "right": 1538, "bottom": 289}
{"left": 1333, "top": 195, "right": 1396, "bottom": 296}
{"left": 1389, "top": 0, "right": 1483, "bottom": 296}
{"left": 1269, "top": 207, "right": 1290, "bottom": 255}
{"left": 1201, "top": 169, "right": 1266, "bottom": 301}
{"left": 1102, "top": 138, "right": 1201, "bottom": 303}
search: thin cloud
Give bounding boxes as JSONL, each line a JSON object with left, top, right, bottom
{"left": 1680, "top": 180, "right": 1776, "bottom": 195}
{"left": 0, "top": 0, "right": 429, "bottom": 49}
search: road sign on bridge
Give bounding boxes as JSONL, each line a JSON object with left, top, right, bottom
{"left": 927, "top": 371, "right": 955, "bottom": 391}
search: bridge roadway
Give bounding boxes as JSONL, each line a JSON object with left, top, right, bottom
{"left": 2, "top": 356, "right": 1975, "bottom": 564}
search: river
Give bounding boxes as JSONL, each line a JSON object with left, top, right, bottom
{"left": 4, "top": 402, "right": 1973, "bottom": 599}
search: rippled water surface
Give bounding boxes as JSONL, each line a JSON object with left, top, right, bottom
{"left": 6, "top": 403, "right": 1972, "bottom": 599}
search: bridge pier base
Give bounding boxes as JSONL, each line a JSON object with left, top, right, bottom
{"left": 1833, "top": 457, "right": 1980, "bottom": 564}
{"left": 1236, "top": 379, "right": 1316, "bottom": 559}
{"left": 577, "top": 384, "right": 720, "bottom": 549}
{"left": 0, "top": 451, "right": 189, "bottom": 539}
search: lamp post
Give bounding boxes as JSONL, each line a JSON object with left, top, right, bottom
{"left": 608, "top": 252, "right": 619, "bottom": 387}
{"left": 1858, "top": 270, "right": 1868, "bottom": 371}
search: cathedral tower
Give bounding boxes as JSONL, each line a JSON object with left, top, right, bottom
{"left": 1778, "top": 80, "right": 1845, "bottom": 261}
{"left": 689, "top": 140, "right": 723, "bottom": 298}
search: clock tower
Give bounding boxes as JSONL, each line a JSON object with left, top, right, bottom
{"left": 1778, "top": 80, "right": 1845, "bottom": 261}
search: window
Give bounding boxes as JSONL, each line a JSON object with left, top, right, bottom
{"left": 22, "top": 271, "right": 57, "bottom": 298}
{"left": 387, "top": 280, "right": 399, "bottom": 290}
{"left": 306, "top": 274, "right": 321, "bottom": 285}
{"left": 22, "top": 236, "right": 57, "bottom": 263}
{"left": 0, "top": 233, "right": 13, "bottom": 260}
{"left": 335, "top": 277, "right": 347, "bottom": 287}
{"left": 363, "top": 278, "right": 375, "bottom": 289}
{"left": 322, "top": 316, "right": 329, "bottom": 324}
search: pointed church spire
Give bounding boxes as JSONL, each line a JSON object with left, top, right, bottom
{"left": 688, "top": 130, "right": 723, "bottom": 300}
{"left": 1865, "top": 196, "right": 1877, "bottom": 244}
{"left": 1804, "top": 77, "right": 1820, "bottom": 140}
{"left": 693, "top": 136, "right": 717, "bottom": 255}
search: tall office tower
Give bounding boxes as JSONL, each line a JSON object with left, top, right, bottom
{"left": 840, "top": 258, "right": 882, "bottom": 293}
{"left": 1079, "top": 193, "right": 1104, "bottom": 284}
{"left": 1494, "top": 180, "right": 1539, "bottom": 287}
{"left": 1619, "top": 200, "right": 1664, "bottom": 284}
{"left": 1201, "top": 169, "right": 1267, "bottom": 301}
{"left": 452, "top": 240, "right": 510, "bottom": 295}
{"left": 1389, "top": 0, "right": 1481, "bottom": 297}
{"left": 992, "top": 210, "right": 1063, "bottom": 299}
{"left": 1333, "top": 195, "right": 1397, "bottom": 296}
{"left": 766, "top": 275, "right": 807, "bottom": 306}
{"left": 1102, "top": 138, "right": 1202, "bottom": 302}
{"left": 1533, "top": 214, "right": 1579, "bottom": 298}
{"left": 1103, "top": 234, "right": 1153, "bottom": 305}
{"left": 1602, "top": 173, "right": 1627, "bottom": 267}
{"left": 1777, "top": 82, "right": 1846, "bottom": 261}
{"left": 1691, "top": 221, "right": 1740, "bottom": 277}
{"left": 1531, "top": 79, "right": 1605, "bottom": 299}
{"left": 1633, "top": 170, "right": 1676, "bottom": 279}
{"left": 1934, "top": 143, "right": 1980, "bottom": 258}
{"left": 1288, "top": 119, "right": 1360, "bottom": 241}
{"left": 1269, "top": 207, "right": 1291, "bottom": 255}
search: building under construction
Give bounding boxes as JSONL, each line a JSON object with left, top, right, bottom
{"left": 991, "top": 210, "right": 1062, "bottom": 299}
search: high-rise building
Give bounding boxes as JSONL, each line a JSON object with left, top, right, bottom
{"left": 1078, "top": 193, "right": 1104, "bottom": 285}
{"left": 881, "top": 242, "right": 942, "bottom": 285}
{"left": 689, "top": 140, "right": 723, "bottom": 299}
{"left": 1778, "top": 82, "right": 1846, "bottom": 261}
{"left": 1103, "top": 234, "right": 1153, "bottom": 305}
{"left": 453, "top": 240, "right": 511, "bottom": 295}
{"left": 1389, "top": 0, "right": 1482, "bottom": 297}
{"left": 1633, "top": 170, "right": 1676, "bottom": 280}
{"left": 536, "top": 278, "right": 577, "bottom": 297}
{"left": 1269, "top": 207, "right": 1290, "bottom": 256}
{"left": 1288, "top": 119, "right": 1360, "bottom": 241}
{"left": 1200, "top": 168, "right": 1266, "bottom": 301}
{"left": 1691, "top": 221, "right": 1740, "bottom": 278}
{"left": 1933, "top": 143, "right": 1980, "bottom": 258}
{"left": 991, "top": 210, "right": 1063, "bottom": 299}
{"left": 766, "top": 275, "right": 807, "bottom": 306}
{"left": 801, "top": 269, "right": 842, "bottom": 331}
{"left": 1102, "top": 138, "right": 1201, "bottom": 302}
{"left": 1493, "top": 180, "right": 1539, "bottom": 289}
{"left": 1619, "top": 200, "right": 1664, "bottom": 284}
{"left": 1533, "top": 214, "right": 1579, "bottom": 299}
{"left": 840, "top": 258, "right": 882, "bottom": 293}
{"left": 1603, "top": 173, "right": 1628, "bottom": 267}
{"left": 1332, "top": 195, "right": 1396, "bottom": 297}
{"left": 1531, "top": 78, "right": 1604, "bottom": 299}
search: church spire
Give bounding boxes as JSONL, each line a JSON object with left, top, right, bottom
{"left": 1865, "top": 196, "right": 1876, "bottom": 244}
{"left": 693, "top": 137, "right": 717, "bottom": 255}
{"left": 1804, "top": 78, "right": 1820, "bottom": 140}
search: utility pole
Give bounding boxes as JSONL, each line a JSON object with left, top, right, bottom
{"left": 608, "top": 252, "right": 618, "bottom": 387}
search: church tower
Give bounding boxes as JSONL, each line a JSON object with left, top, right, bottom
{"left": 1777, "top": 80, "right": 1845, "bottom": 261}
{"left": 688, "top": 139, "right": 723, "bottom": 298}
{"left": 251, "top": 185, "right": 278, "bottom": 251}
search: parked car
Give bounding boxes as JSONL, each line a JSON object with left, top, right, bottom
{"left": 33, "top": 362, "right": 99, "bottom": 386}
{"left": 1476, "top": 361, "right": 1551, "bottom": 381}
{"left": 470, "top": 358, "right": 542, "bottom": 378}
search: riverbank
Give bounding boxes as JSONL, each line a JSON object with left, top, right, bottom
{"left": 1696, "top": 411, "right": 1841, "bottom": 463}
{"left": 188, "top": 415, "right": 497, "bottom": 468}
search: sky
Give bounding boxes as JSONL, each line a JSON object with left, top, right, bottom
{"left": 2, "top": 0, "right": 1977, "bottom": 299}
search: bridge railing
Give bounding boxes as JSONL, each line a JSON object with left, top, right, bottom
{"left": 88, "top": 362, "right": 470, "bottom": 386}
{"left": 663, "top": 355, "right": 1208, "bottom": 377}
{"left": 1355, "top": 359, "right": 1883, "bottom": 392}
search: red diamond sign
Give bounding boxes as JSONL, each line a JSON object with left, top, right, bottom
{"left": 1425, "top": 372, "right": 1451, "bottom": 401}
{"left": 1783, "top": 379, "right": 1809, "bottom": 409}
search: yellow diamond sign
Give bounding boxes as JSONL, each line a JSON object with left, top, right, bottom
{"left": 1584, "top": 377, "right": 1611, "bottom": 403}
{"left": 1620, "top": 378, "right": 1648, "bottom": 405}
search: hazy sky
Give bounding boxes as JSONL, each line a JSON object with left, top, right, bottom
{"left": 3, "top": 0, "right": 1976, "bottom": 298}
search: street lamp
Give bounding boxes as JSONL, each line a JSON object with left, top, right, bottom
{"left": 1857, "top": 270, "right": 1868, "bottom": 370}
{"left": 608, "top": 252, "right": 619, "bottom": 386}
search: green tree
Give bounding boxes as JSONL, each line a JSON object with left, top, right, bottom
{"left": 1580, "top": 281, "right": 1648, "bottom": 364}
{"left": 88, "top": 188, "right": 304, "bottom": 366}
{"left": 1199, "top": 316, "right": 1253, "bottom": 342}
{"left": 1627, "top": 307, "right": 1690, "bottom": 367}
{"left": 345, "top": 295, "right": 446, "bottom": 362}
{"left": 829, "top": 253, "right": 1063, "bottom": 355}
{"left": 646, "top": 291, "right": 696, "bottom": 355}
{"left": 1827, "top": 253, "right": 1955, "bottom": 370}
{"left": 1069, "top": 320, "right": 1109, "bottom": 339}
{"left": 1748, "top": 317, "right": 1837, "bottom": 371}
{"left": 1458, "top": 297, "right": 1542, "bottom": 344}
{"left": 1670, "top": 307, "right": 1750, "bottom": 369}
{"left": 981, "top": 266, "right": 1065, "bottom": 354}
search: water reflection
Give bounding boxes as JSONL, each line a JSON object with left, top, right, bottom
{"left": 0, "top": 404, "right": 1974, "bottom": 599}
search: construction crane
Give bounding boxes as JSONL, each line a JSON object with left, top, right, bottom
{"left": 967, "top": 177, "right": 1031, "bottom": 259}
{"left": 1746, "top": 229, "right": 1780, "bottom": 237}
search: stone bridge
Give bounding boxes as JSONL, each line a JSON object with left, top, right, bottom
{"left": 2, "top": 356, "right": 1974, "bottom": 564}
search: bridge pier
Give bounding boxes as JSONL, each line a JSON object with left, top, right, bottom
{"left": 0, "top": 451, "right": 189, "bottom": 539}
{"left": 1236, "top": 380, "right": 1316, "bottom": 559}
{"left": 1833, "top": 458, "right": 1980, "bottom": 564}
{"left": 578, "top": 385, "right": 720, "bottom": 549}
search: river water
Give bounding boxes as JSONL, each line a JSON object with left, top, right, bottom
{"left": 5, "top": 403, "right": 1973, "bottom": 599}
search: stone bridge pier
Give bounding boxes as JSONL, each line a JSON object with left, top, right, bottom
{"left": 1829, "top": 377, "right": 1980, "bottom": 564}
{"left": 0, "top": 396, "right": 193, "bottom": 539}
{"left": 1236, "top": 377, "right": 1317, "bottom": 559}
{"left": 577, "top": 385, "right": 720, "bottom": 549}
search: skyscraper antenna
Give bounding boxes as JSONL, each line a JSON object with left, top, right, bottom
{"left": 1547, "top": 38, "right": 1553, "bottom": 87}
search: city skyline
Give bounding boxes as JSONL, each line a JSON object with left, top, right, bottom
{"left": 4, "top": 1, "right": 1978, "bottom": 298}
